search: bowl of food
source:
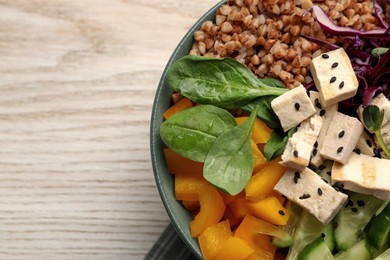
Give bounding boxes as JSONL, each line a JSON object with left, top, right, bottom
{"left": 151, "top": 0, "right": 390, "bottom": 259}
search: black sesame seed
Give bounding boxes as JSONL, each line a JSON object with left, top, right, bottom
{"left": 299, "top": 194, "right": 311, "bottom": 200}
{"left": 330, "top": 76, "right": 337, "bottom": 83}
{"left": 345, "top": 199, "right": 353, "bottom": 208}
{"left": 279, "top": 210, "right": 285, "bottom": 216}
{"left": 322, "top": 178, "right": 329, "bottom": 183}
{"left": 294, "top": 175, "right": 299, "bottom": 184}
{"left": 295, "top": 102, "right": 300, "bottom": 111}
{"left": 313, "top": 148, "right": 318, "bottom": 156}
{"left": 318, "top": 188, "right": 323, "bottom": 196}
{"left": 320, "top": 109, "right": 326, "bottom": 116}
{"left": 314, "top": 141, "right": 318, "bottom": 148}
{"left": 339, "top": 81, "right": 344, "bottom": 89}
{"left": 331, "top": 62, "right": 339, "bottom": 68}
{"left": 338, "top": 130, "right": 345, "bottom": 138}
{"left": 321, "top": 233, "right": 326, "bottom": 238}
{"left": 357, "top": 200, "right": 365, "bottom": 207}
{"left": 293, "top": 150, "right": 299, "bottom": 157}
{"left": 322, "top": 54, "right": 329, "bottom": 59}
{"left": 337, "top": 146, "right": 343, "bottom": 153}
{"left": 295, "top": 171, "right": 301, "bottom": 179}
{"left": 351, "top": 207, "right": 358, "bottom": 213}
{"left": 366, "top": 139, "right": 372, "bottom": 147}
{"left": 319, "top": 165, "right": 326, "bottom": 170}
{"left": 314, "top": 99, "right": 322, "bottom": 109}
{"left": 327, "top": 171, "right": 331, "bottom": 176}
{"left": 353, "top": 148, "right": 361, "bottom": 154}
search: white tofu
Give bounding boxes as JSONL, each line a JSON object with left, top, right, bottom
{"left": 320, "top": 112, "right": 364, "bottom": 164}
{"left": 308, "top": 91, "right": 338, "bottom": 167}
{"left": 310, "top": 48, "right": 358, "bottom": 107}
{"left": 274, "top": 167, "right": 348, "bottom": 224}
{"left": 271, "top": 85, "right": 316, "bottom": 132}
{"left": 355, "top": 131, "right": 377, "bottom": 157}
{"left": 332, "top": 153, "right": 390, "bottom": 201}
{"left": 281, "top": 115, "right": 323, "bottom": 170}
{"left": 357, "top": 94, "right": 390, "bottom": 158}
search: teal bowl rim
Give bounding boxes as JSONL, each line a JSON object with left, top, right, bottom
{"left": 150, "top": 1, "right": 225, "bottom": 259}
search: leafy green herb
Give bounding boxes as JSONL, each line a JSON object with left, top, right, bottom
{"left": 241, "top": 96, "right": 281, "bottom": 129}
{"left": 363, "top": 105, "right": 390, "bottom": 158}
{"left": 167, "top": 55, "right": 287, "bottom": 110}
{"left": 203, "top": 106, "right": 260, "bottom": 195}
{"left": 160, "top": 105, "right": 237, "bottom": 162}
{"left": 264, "top": 127, "right": 297, "bottom": 161}
{"left": 371, "top": 47, "right": 389, "bottom": 58}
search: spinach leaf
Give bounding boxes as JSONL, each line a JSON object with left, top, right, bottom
{"left": 160, "top": 105, "right": 237, "bottom": 162}
{"left": 363, "top": 105, "right": 390, "bottom": 158}
{"left": 241, "top": 96, "right": 282, "bottom": 129}
{"left": 264, "top": 127, "right": 297, "bottom": 161}
{"left": 167, "top": 55, "right": 287, "bottom": 110}
{"left": 203, "top": 105, "right": 260, "bottom": 195}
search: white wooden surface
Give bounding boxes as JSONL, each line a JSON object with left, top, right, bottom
{"left": 0, "top": 0, "right": 220, "bottom": 259}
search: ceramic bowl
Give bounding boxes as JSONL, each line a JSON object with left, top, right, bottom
{"left": 150, "top": 1, "right": 225, "bottom": 259}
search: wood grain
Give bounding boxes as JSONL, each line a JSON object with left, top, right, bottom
{"left": 0, "top": 0, "right": 220, "bottom": 259}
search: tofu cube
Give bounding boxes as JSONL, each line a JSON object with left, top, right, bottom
{"left": 271, "top": 85, "right": 316, "bottom": 132}
{"left": 310, "top": 48, "right": 358, "bottom": 107}
{"left": 309, "top": 91, "right": 338, "bottom": 167}
{"left": 354, "top": 131, "right": 377, "bottom": 157}
{"left": 332, "top": 153, "right": 390, "bottom": 201}
{"left": 281, "top": 115, "right": 323, "bottom": 170}
{"left": 320, "top": 112, "right": 364, "bottom": 164}
{"left": 274, "top": 167, "right": 348, "bottom": 224}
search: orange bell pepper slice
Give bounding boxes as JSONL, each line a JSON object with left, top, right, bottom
{"left": 198, "top": 220, "right": 232, "bottom": 260}
{"left": 163, "top": 97, "right": 193, "bottom": 119}
{"left": 175, "top": 174, "right": 209, "bottom": 201}
{"left": 190, "top": 185, "right": 226, "bottom": 237}
{"left": 235, "top": 215, "right": 277, "bottom": 260}
{"left": 247, "top": 197, "right": 289, "bottom": 225}
{"left": 214, "top": 236, "right": 255, "bottom": 260}
{"left": 163, "top": 149, "right": 203, "bottom": 176}
{"left": 245, "top": 159, "right": 287, "bottom": 200}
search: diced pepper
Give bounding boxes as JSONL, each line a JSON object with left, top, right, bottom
{"left": 245, "top": 159, "right": 286, "bottom": 200}
{"left": 222, "top": 207, "right": 242, "bottom": 229}
{"left": 198, "top": 220, "right": 232, "bottom": 260}
{"left": 218, "top": 190, "right": 245, "bottom": 206}
{"left": 251, "top": 139, "right": 268, "bottom": 172}
{"left": 229, "top": 198, "right": 251, "bottom": 220}
{"left": 214, "top": 237, "right": 255, "bottom": 260}
{"left": 247, "top": 197, "right": 289, "bottom": 225}
{"left": 163, "top": 149, "right": 203, "bottom": 176}
{"left": 235, "top": 215, "right": 276, "bottom": 260}
{"left": 190, "top": 185, "right": 226, "bottom": 237}
{"left": 163, "top": 97, "right": 193, "bottom": 119}
{"left": 235, "top": 116, "right": 272, "bottom": 144}
{"left": 175, "top": 174, "right": 209, "bottom": 201}
{"left": 181, "top": 200, "right": 200, "bottom": 211}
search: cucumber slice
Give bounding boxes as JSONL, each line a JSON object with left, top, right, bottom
{"left": 376, "top": 200, "right": 390, "bottom": 216}
{"left": 334, "top": 192, "right": 383, "bottom": 250}
{"left": 334, "top": 239, "right": 373, "bottom": 260}
{"left": 298, "top": 237, "right": 333, "bottom": 260}
{"left": 286, "top": 210, "right": 333, "bottom": 260}
{"left": 374, "top": 248, "right": 390, "bottom": 260}
{"left": 368, "top": 202, "right": 390, "bottom": 250}
{"left": 323, "top": 222, "right": 335, "bottom": 252}
{"left": 272, "top": 201, "right": 302, "bottom": 248}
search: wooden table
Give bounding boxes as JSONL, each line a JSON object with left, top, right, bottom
{"left": 0, "top": 0, "right": 220, "bottom": 259}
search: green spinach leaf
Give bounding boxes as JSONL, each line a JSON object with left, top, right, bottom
{"left": 241, "top": 96, "right": 282, "bottom": 129}
{"left": 167, "top": 55, "right": 287, "bottom": 110}
{"left": 264, "top": 127, "right": 297, "bottom": 161}
{"left": 160, "top": 105, "right": 237, "bottom": 162}
{"left": 363, "top": 105, "right": 390, "bottom": 158}
{"left": 203, "top": 106, "right": 260, "bottom": 195}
